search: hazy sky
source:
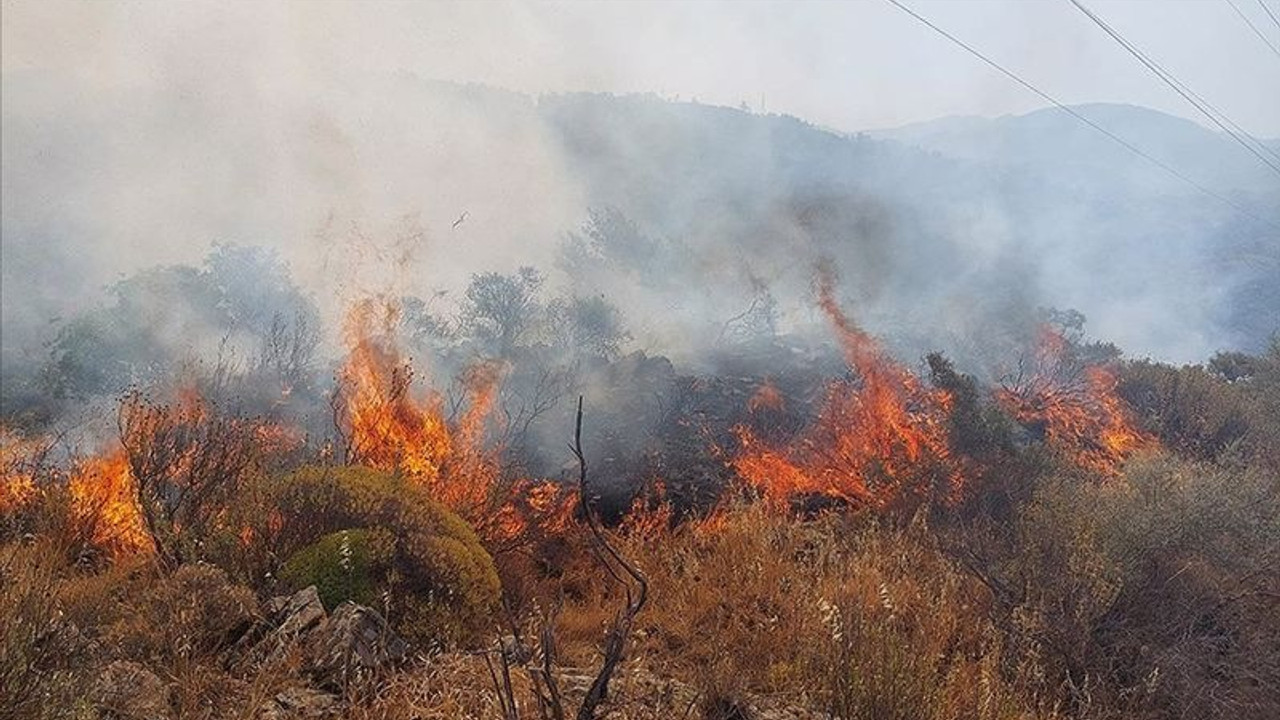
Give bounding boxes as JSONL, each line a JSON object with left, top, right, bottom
{"left": 4, "top": 0, "right": 1279, "bottom": 135}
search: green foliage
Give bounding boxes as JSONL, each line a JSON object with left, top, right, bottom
{"left": 271, "top": 465, "right": 502, "bottom": 647}
{"left": 280, "top": 528, "right": 396, "bottom": 610}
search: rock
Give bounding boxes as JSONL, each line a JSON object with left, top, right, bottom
{"left": 230, "top": 587, "right": 405, "bottom": 689}
{"left": 303, "top": 602, "right": 407, "bottom": 688}
{"left": 92, "top": 660, "right": 170, "bottom": 720}
{"left": 274, "top": 586, "right": 327, "bottom": 636}
{"left": 259, "top": 687, "right": 339, "bottom": 719}
{"left": 231, "top": 586, "right": 327, "bottom": 671}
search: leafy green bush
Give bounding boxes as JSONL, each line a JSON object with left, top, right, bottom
{"left": 270, "top": 465, "right": 501, "bottom": 647}
{"left": 280, "top": 528, "right": 395, "bottom": 610}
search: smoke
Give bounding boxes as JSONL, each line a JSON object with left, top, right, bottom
{"left": 3, "top": 0, "right": 1278, "bottom": 403}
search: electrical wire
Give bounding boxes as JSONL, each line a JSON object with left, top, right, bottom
{"left": 1225, "top": 0, "right": 1280, "bottom": 60}
{"left": 882, "top": 0, "right": 1279, "bottom": 230}
{"left": 1258, "top": 0, "right": 1280, "bottom": 33}
{"left": 1066, "top": 0, "right": 1280, "bottom": 176}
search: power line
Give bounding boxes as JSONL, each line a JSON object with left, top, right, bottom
{"left": 881, "top": 0, "right": 1279, "bottom": 230}
{"left": 1258, "top": 0, "right": 1280, "bottom": 33}
{"left": 1225, "top": 0, "right": 1280, "bottom": 59}
{"left": 1065, "top": 0, "right": 1280, "bottom": 177}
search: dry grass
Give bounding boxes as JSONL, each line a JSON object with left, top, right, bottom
{"left": 2, "top": 452, "right": 1275, "bottom": 720}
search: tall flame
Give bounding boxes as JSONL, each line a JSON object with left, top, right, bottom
{"left": 334, "top": 297, "right": 575, "bottom": 546}
{"left": 69, "top": 448, "right": 151, "bottom": 556}
{"left": 336, "top": 297, "right": 453, "bottom": 482}
{"left": 732, "top": 270, "right": 963, "bottom": 510}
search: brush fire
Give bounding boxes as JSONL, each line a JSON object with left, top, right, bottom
{"left": 8, "top": 5, "right": 1280, "bottom": 716}
{"left": 4, "top": 250, "right": 1275, "bottom": 720}
{"left": 3, "top": 271, "right": 1161, "bottom": 553}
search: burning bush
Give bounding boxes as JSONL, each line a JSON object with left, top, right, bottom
{"left": 115, "top": 388, "right": 276, "bottom": 566}
{"left": 67, "top": 448, "right": 152, "bottom": 559}
{"left": 332, "top": 296, "right": 575, "bottom": 550}
{"left": 270, "top": 465, "right": 501, "bottom": 647}
{"left": 997, "top": 326, "right": 1152, "bottom": 476}
{"left": 1, "top": 427, "right": 49, "bottom": 542}
{"left": 732, "top": 270, "right": 963, "bottom": 512}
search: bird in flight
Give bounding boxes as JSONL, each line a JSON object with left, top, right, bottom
{"left": 452, "top": 211, "right": 469, "bottom": 229}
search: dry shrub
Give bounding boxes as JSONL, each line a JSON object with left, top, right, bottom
{"left": 59, "top": 562, "right": 255, "bottom": 667}
{"left": 995, "top": 454, "right": 1280, "bottom": 719}
{"left": 1118, "top": 361, "right": 1249, "bottom": 462}
{"left": 550, "top": 502, "right": 1057, "bottom": 719}
{"left": 0, "top": 540, "right": 96, "bottom": 719}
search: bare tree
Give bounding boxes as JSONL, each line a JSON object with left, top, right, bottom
{"left": 256, "top": 310, "right": 321, "bottom": 398}
{"left": 117, "top": 390, "right": 259, "bottom": 569}
{"left": 499, "top": 360, "right": 578, "bottom": 460}
{"left": 483, "top": 397, "right": 648, "bottom": 720}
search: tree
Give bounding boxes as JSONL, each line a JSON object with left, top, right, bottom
{"left": 547, "top": 295, "right": 630, "bottom": 360}
{"left": 461, "top": 268, "right": 546, "bottom": 356}
{"left": 39, "top": 245, "right": 321, "bottom": 416}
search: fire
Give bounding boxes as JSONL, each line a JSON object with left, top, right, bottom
{"left": 1, "top": 427, "right": 42, "bottom": 513}
{"left": 747, "top": 379, "right": 785, "bottom": 414}
{"left": 334, "top": 296, "right": 575, "bottom": 546}
{"left": 997, "top": 326, "right": 1151, "bottom": 476}
{"left": 68, "top": 448, "right": 151, "bottom": 556}
{"left": 336, "top": 297, "right": 452, "bottom": 482}
{"left": 732, "top": 270, "right": 963, "bottom": 511}
{"left": 253, "top": 423, "right": 306, "bottom": 455}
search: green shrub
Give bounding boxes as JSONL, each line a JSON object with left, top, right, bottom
{"left": 270, "top": 465, "right": 501, "bottom": 647}
{"left": 280, "top": 528, "right": 395, "bottom": 610}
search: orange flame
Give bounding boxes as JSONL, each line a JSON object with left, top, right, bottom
{"left": 732, "top": 270, "right": 963, "bottom": 511}
{"left": 69, "top": 448, "right": 152, "bottom": 556}
{"left": 997, "top": 326, "right": 1151, "bottom": 476}
{"left": 337, "top": 297, "right": 453, "bottom": 482}
{"left": 334, "top": 297, "right": 576, "bottom": 546}
{"left": 0, "top": 427, "right": 42, "bottom": 513}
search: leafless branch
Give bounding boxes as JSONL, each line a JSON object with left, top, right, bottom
{"left": 570, "top": 395, "right": 648, "bottom": 720}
